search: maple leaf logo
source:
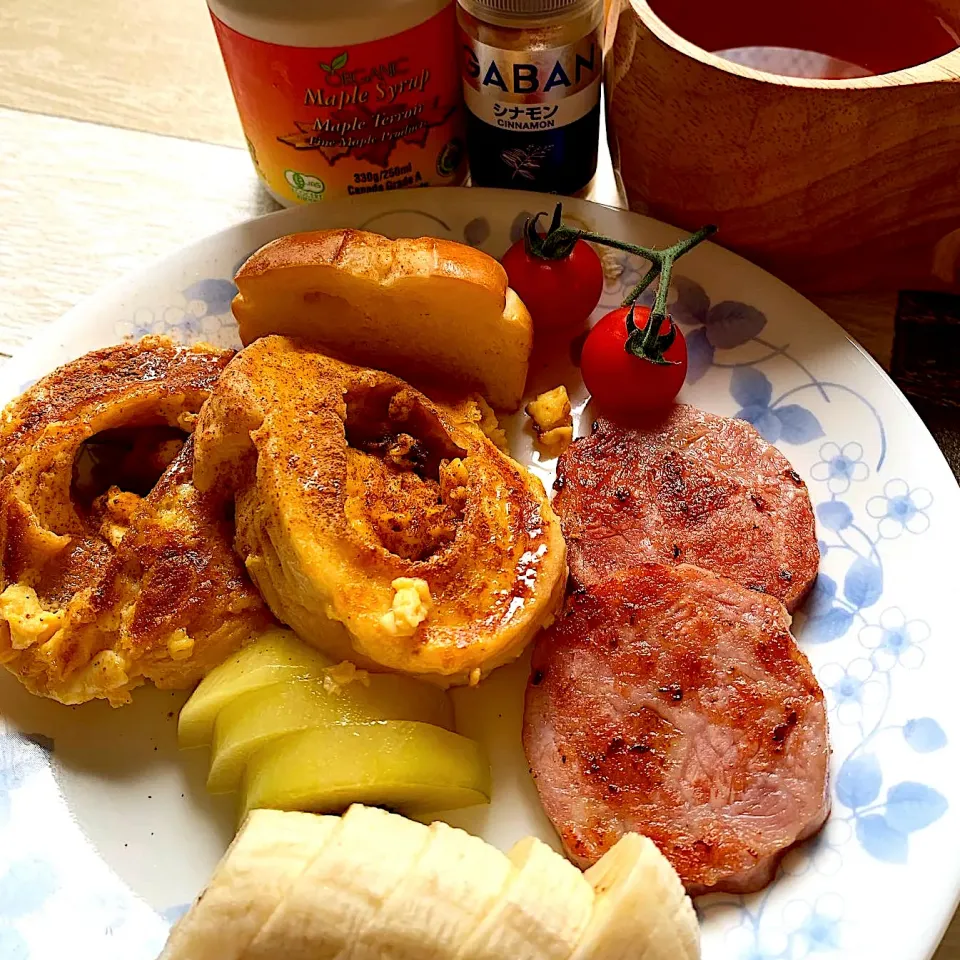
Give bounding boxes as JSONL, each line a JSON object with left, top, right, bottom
{"left": 277, "top": 121, "right": 323, "bottom": 152}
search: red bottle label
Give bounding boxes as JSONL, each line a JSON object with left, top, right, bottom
{"left": 211, "top": 6, "right": 467, "bottom": 203}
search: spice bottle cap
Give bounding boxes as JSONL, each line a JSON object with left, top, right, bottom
{"left": 460, "top": 0, "right": 599, "bottom": 19}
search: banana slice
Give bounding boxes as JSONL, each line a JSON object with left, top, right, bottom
{"left": 178, "top": 627, "right": 333, "bottom": 748}
{"left": 672, "top": 896, "right": 700, "bottom": 960}
{"left": 161, "top": 811, "right": 699, "bottom": 960}
{"left": 348, "top": 819, "right": 513, "bottom": 960}
{"left": 570, "top": 834, "right": 699, "bottom": 960}
{"left": 160, "top": 809, "right": 336, "bottom": 960}
{"left": 454, "top": 835, "right": 594, "bottom": 960}
{"left": 242, "top": 804, "right": 430, "bottom": 960}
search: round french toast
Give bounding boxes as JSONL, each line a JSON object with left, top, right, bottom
{"left": 0, "top": 338, "right": 270, "bottom": 705}
{"left": 192, "top": 336, "right": 567, "bottom": 685}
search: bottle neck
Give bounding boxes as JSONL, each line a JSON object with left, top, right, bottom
{"left": 208, "top": 0, "right": 452, "bottom": 46}
{"left": 457, "top": 0, "right": 601, "bottom": 31}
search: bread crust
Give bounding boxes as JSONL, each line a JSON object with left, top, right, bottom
{"left": 236, "top": 229, "right": 511, "bottom": 291}
{"left": 233, "top": 229, "right": 533, "bottom": 411}
{"left": 193, "top": 336, "right": 566, "bottom": 684}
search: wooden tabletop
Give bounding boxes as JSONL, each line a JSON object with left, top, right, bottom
{"left": 0, "top": 0, "right": 952, "bottom": 956}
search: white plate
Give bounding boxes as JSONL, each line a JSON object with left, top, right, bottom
{"left": 1, "top": 188, "right": 958, "bottom": 960}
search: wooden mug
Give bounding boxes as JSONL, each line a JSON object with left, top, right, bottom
{"left": 604, "top": 0, "right": 960, "bottom": 294}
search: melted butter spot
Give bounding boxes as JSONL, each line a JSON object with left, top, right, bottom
{"left": 380, "top": 577, "right": 432, "bottom": 637}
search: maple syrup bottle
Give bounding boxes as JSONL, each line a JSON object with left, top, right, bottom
{"left": 208, "top": 0, "right": 468, "bottom": 205}
{"left": 457, "top": 0, "right": 604, "bottom": 194}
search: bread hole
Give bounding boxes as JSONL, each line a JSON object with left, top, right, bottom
{"left": 343, "top": 384, "right": 466, "bottom": 481}
{"left": 343, "top": 385, "right": 470, "bottom": 562}
{"left": 72, "top": 425, "right": 188, "bottom": 510}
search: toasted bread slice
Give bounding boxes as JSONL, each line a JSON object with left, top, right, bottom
{"left": 232, "top": 229, "right": 533, "bottom": 411}
{"left": 193, "top": 338, "right": 567, "bottom": 686}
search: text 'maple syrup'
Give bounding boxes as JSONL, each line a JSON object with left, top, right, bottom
{"left": 647, "top": 0, "right": 960, "bottom": 78}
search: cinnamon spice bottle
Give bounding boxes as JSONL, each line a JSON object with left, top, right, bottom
{"left": 456, "top": 0, "right": 603, "bottom": 194}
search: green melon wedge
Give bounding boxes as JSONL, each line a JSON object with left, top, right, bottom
{"left": 207, "top": 675, "right": 454, "bottom": 793}
{"left": 178, "top": 628, "right": 333, "bottom": 749}
{"left": 241, "top": 722, "right": 490, "bottom": 821}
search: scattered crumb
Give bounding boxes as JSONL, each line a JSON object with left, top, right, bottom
{"left": 469, "top": 396, "right": 510, "bottom": 453}
{"left": 537, "top": 426, "right": 574, "bottom": 458}
{"left": 526, "top": 386, "right": 571, "bottom": 432}
{"left": 526, "top": 386, "right": 573, "bottom": 458}
{"left": 166, "top": 629, "right": 195, "bottom": 661}
{"left": 321, "top": 661, "right": 371, "bottom": 695}
{"left": 177, "top": 410, "right": 198, "bottom": 432}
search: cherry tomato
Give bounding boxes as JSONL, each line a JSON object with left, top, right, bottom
{"left": 581, "top": 305, "right": 688, "bottom": 419}
{"left": 501, "top": 234, "right": 604, "bottom": 332}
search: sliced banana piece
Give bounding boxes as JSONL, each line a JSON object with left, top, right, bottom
{"left": 638, "top": 898, "right": 699, "bottom": 960}
{"left": 571, "top": 834, "right": 700, "bottom": 960}
{"left": 455, "top": 835, "right": 594, "bottom": 960}
{"left": 349, "top": 819, "right": 513, "bottom": 960}
{"left": 162, "top": 811, "right": 699, "bottom": 960}
{"left": 160, "top": 809, "right": 336, "bottom": 960}
{"left": 633, "top": 839, "right": 699, "bottom": 960}
{"left": 672, "top": 895, "right": 700, "bottom": 960}
{"left": 242, "top": 804, "right": 431, "bottom": 960}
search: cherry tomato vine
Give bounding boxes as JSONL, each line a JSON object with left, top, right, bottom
{"left": 501, "top": 203, "right": 716, "bottom": 419}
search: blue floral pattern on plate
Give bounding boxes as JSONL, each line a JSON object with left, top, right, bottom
{"left": 590, "top": 257, "right": 949, "bottom": 958}
{"left": 0, "top": 728, "right": 171, "bottom": 959}
{"left": 115, "top": 279, "right": 241, "bottom": 349}
{"left": 0, "top": 195, "right": 956, "bottom": 960}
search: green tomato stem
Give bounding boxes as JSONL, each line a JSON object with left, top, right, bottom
{"left": 624, "top": 262, "right": 661, "bottom": 311}
{"left": 522, "top": 204, "right": 716, "bottom": 372}
{"left": 621, "top": 301, "right": 677, "bottom": 365}
{"left": 522, "top": 203, "right": 716, "bottom": 290}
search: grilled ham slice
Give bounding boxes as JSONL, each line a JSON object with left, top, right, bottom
{"left": 554, "top": 407, "right": 819, "bottom": 611}
{"left": 523, "top": 563, "right": 830, "bottom": 895}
